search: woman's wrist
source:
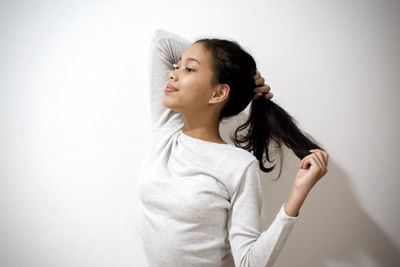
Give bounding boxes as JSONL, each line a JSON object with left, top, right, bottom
{"left": 284, "top": 187, "right": 309, "bottom": 217}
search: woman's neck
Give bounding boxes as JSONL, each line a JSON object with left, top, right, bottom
{"left": 181, "top": 123, "right": 226, "bottom": 144}
{"left": 181, "top": 129, "right": 226, "bottom": 144}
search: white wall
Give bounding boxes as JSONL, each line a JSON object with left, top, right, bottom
{"left": 1, "top": 0, "right": 399, "bottom": 266}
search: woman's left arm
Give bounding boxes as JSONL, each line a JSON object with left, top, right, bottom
{"left": 284, "top": 149, "right": 329, "bottom": 216}
{"left": 227, "top": 160, "right": 299, "bottom": 267}
{"left": 252, "top": 71, "right": 329, "bottom": 217}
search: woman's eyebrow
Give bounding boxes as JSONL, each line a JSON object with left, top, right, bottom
{"left": 177, "top": 56, "right": 201, "bottom": 65}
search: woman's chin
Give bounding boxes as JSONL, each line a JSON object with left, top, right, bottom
{"left": 162, "top": 98, "right": 178, "bottom": 110}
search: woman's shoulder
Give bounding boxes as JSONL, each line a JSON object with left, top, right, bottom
{"left": 224, "top": 144, "right": 258, "bottom": 165}
{"left": 221, "top": 146, "right": 259, "bottom": 177}
{"left": 219, "top": 148, "right": 259, "bottom": 198}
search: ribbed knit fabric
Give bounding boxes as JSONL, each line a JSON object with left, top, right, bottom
{"left": 138, "top": 29, "right": 298, "bottom": 267}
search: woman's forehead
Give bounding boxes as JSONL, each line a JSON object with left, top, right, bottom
{"left": 180, "top": 43, "right": 210, "bottom": 64}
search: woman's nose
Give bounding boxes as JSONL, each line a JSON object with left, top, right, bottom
{"left": 169, "top": 70, "right": 177, "bottom": 80}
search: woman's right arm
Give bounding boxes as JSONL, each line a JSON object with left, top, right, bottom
{"left": 148, "top": 29, "right": 191, "bottom": 130}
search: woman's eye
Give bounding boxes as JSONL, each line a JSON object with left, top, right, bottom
{"left": 172, "top": 63, "right": 194, "bottom": 72}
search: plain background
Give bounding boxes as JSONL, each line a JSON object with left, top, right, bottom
{"left": 1, "top": 0, "right": 399, "bottom": 266}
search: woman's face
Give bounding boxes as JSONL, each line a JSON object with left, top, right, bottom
{"left": 163, "top": 42, "right": 226, "bottom": 114}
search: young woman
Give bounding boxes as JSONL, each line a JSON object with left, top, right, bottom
{"left": 138, "top": 29, "right": 329, "bottom": 267}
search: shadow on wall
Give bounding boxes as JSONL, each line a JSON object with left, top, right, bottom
{"left": 220, "top": 112, "right": 400, "bottom": 267}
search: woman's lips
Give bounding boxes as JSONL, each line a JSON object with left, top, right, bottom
{"left": 165, "top": 84, "right": 178, "bottom": 93}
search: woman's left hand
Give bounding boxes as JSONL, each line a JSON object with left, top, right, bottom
{"left": 253, "top": 70, "right": 273, "bottom": 100}
{"left": 294, "top": 149, "right": 329, "bottom": 193}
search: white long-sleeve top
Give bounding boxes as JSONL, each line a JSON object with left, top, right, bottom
{"left": 137, "top": 29, "right": 299, "bottom": 267}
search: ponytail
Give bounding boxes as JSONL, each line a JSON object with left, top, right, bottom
{"left": 232, "top": 95, "right": 324, "bottom": 179}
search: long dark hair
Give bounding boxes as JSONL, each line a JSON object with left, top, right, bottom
{"left": 195, "top": 38, "right": 325, "bottom": 179}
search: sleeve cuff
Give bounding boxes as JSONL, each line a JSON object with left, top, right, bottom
{"left": 278, "top": 203, "right": 299, "bottom": 223}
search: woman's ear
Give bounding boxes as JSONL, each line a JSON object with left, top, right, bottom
{"left": 209, "top": 84, "right": 230, "bottom": 104}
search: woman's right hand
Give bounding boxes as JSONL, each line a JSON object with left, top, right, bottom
{"left": 253, "top": 70, "right": 273, "bottom": 100}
